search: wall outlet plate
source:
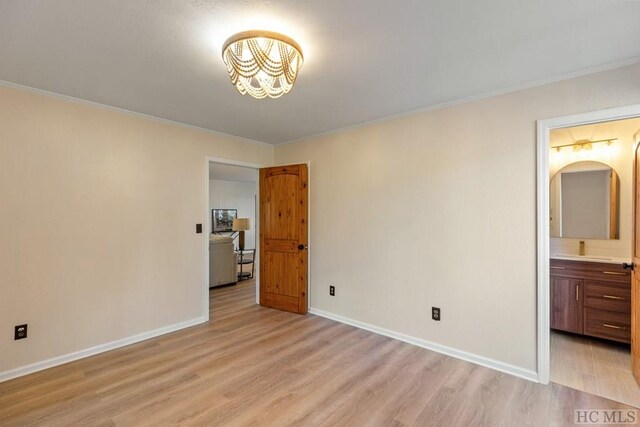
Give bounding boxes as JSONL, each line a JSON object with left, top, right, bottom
{"left": 432, "top": 307, "right": 441, "bottom": 321}
{"left": 329, "top": 285, "right": 335, "bottom": 296}
{"left": 196, "top": 223, "right": 203, "bottom": 234}
{"left": 15, "top": 324, "right": 28, "bottom": 340}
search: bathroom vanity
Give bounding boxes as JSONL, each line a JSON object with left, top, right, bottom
{"left": 550, "top": 257, "right": 631, "bottom": 343}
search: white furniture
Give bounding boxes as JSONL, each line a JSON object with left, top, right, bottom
{"left": 209, "top": 235, "right": 237, "bottom": 288}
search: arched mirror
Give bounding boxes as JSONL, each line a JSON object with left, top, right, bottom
{"left": 550, "top": 161, "right": 619, "bottom": 239}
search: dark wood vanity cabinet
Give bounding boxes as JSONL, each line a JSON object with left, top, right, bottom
{"left": 550, "top": 276, "right": 583, "bottom": 333}
{"left": 550, "top": 259, "right": 631, "bottom": 343}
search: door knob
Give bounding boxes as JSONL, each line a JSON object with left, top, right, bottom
{"left": 623, "top": 262, "right": 634, "bottom": 270}
{"left": 298, "top": 244, "right": 307, "bottom": 250}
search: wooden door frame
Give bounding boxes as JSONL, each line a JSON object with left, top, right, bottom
{"left": 204, "top": 157, "right": 263, "bottom": 320}
{"left": 536, "top": 104, "right": 640, "bottom": 384}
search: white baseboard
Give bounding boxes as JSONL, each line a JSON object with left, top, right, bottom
{"left": 0, "top": 316, "right": 207, "bottom": 383}
{"left": 308, "top": 307, "right": 538, "bottom": 383}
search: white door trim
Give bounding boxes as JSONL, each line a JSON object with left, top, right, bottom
{"left": 536, "top": 104, "right": 640, "bottom": 384}
{"left": 204, "top": 156, "right": 263, "bottom": 320}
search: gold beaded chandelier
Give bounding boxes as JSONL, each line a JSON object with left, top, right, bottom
{"left": 222, "top": 30, "right": 304, "bottom": 99}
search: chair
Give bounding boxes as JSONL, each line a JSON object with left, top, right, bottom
{"left": 209, "top": 235, "right": 238, "bottom": 287}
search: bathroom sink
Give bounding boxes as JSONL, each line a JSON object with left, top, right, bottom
{"left": 550, "top": 254, "right": 631, "bottom": 264}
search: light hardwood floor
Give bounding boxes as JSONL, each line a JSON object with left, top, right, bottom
{"left": 0, "top": 281, "right": 636, "bottom": 426}
{"left": 551, "top": 330, "right": 640, "bottom": 408}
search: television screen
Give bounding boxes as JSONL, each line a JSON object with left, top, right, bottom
{"left": 212, "top": 209, "right": 237, "bottom": 233}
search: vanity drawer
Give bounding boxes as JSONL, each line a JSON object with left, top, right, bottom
{"left": 584, "top": 281, "right": 631, "bottom": 313}
{"left": 584, "top": 308, "right": 631, "bottom": 343}
{"left": 549, "top": 260, "right": 630, "bottom": 284}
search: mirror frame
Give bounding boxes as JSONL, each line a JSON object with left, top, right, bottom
{"left": 550, "top": 160, "right": 620, "bottom": 240}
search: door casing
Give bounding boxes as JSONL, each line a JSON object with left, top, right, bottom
{"left": 536, "top": 104, "right": 640, "bottom": 384}
{"left": 204, "top": 157, "right": 311, "bottom": 320}
{"left": 205, "top": 157, "right": 262, "bottom": 320}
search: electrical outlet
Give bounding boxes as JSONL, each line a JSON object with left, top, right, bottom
{"left": 432, "top": 307, "right": 441, "bottom": 321}
{"left": 196, "top": 223, "right": 203, "bottom": 234}
{"left": 14, "top": 324, "right": 27, "bottom": 340}
{"left": 329, "top": 285, "right": 335, "bottom": 296}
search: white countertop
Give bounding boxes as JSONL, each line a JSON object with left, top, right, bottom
{"left": 550, "top": 254, "right": 631, "bottom": 265}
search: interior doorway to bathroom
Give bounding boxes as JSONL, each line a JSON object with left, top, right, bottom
{"left": 539, "top": 112, "right": 640, "bottom": 407}
{"left": 206, "top": 158, "right": 260, "bottom": 320}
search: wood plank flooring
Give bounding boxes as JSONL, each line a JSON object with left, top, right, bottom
{"left": 551, "top": 330, "right": 640, "bottom": 408}
{"left": 0, "top": 280, "right": 637, "bottom": 426}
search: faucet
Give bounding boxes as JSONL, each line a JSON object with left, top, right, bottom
{"left": 579, "top": 241, "right": 585, "bottom": 256}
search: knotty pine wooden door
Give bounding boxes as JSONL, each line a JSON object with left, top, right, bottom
{"left": 632, "top": 133, "right": 640, "bottom": 383}
{"left": 259, "top": 164, "right": 308, "bottom": 314}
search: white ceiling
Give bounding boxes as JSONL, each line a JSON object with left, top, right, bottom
{"left": 209, "top": 162, "right": 257, "bottom": 183}
{"left": 1, "top": 1, "right": 639, "bottom": 144}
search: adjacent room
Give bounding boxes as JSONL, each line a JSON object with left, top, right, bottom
{"left": 548, "top": 118, "right": 640, "bottom": 407}
{"left": 208, "top": 161, "right": 258, "bottom": 291}
{"left": 2, "top": 1, "right": 640, "bottom": 425}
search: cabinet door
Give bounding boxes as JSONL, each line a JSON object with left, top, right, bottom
{"left": 551, "top": 277, "right": 583, "bottom": 333}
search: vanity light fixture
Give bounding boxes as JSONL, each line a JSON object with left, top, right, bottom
{"left": 222, "top": 30, "right": 304, "bottom": 99}
{"left": 552, "top": 138, "right": 617, "bottom": 153}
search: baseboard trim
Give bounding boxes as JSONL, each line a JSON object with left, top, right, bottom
{"left": 0, "top": 316, "right": 207, "bottom": 383}
{"left": 308, "top": 307, "right": 538, "bottom": 383}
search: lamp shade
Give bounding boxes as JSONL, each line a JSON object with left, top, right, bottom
{"left": 232, "top": 218, "right": 251, "bottom": 231}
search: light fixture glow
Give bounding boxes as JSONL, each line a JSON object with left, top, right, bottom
{"left": 551, "top": 138, "right": 617, "bottom": 154}
{"left": 222, "top": 30, "right": 304, "bottom": 99}
{"left": 551, "top": 138, "right": 620, "bottom": 165}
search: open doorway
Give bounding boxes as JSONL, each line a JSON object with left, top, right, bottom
{"left": 537, "top": 107, "right": 640, "bottom": 407}
{"left": 205, "top": 158, "right": 261, "bottom": 321}
{"left": 549, "top": 117, "right": 640, "bottom": 406}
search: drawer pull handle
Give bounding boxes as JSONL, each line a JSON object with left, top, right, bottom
{"left": 602, "top": 271, "right": 626, "bottom": 276}
{"left": 576, "top": 285, "right": 579, "bottom": 302}
{"left": 602, "top": 295, "right": 624, "bottom": 300}
{"left": 602, "top": 323, "right": 626, "bottom": 330}
{"left": 550, "top": 266, "right": 566, "bottom": 270}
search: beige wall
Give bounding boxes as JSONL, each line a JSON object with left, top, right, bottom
{"left": 274, "top": 63, "right": 640, "bottom": 372}
{"left": 3, "top": 63, "right": 640, "bottom": 380}
{"left": 0, "top": 86, "right": 273, "bottom": 375}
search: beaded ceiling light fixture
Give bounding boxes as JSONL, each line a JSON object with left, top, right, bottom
{"left": 222, "top": 30, "right": 304, "bottom": 99}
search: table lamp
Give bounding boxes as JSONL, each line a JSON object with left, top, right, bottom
{"left": 232, "top": 218, "right": 251, "bottom": 251}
